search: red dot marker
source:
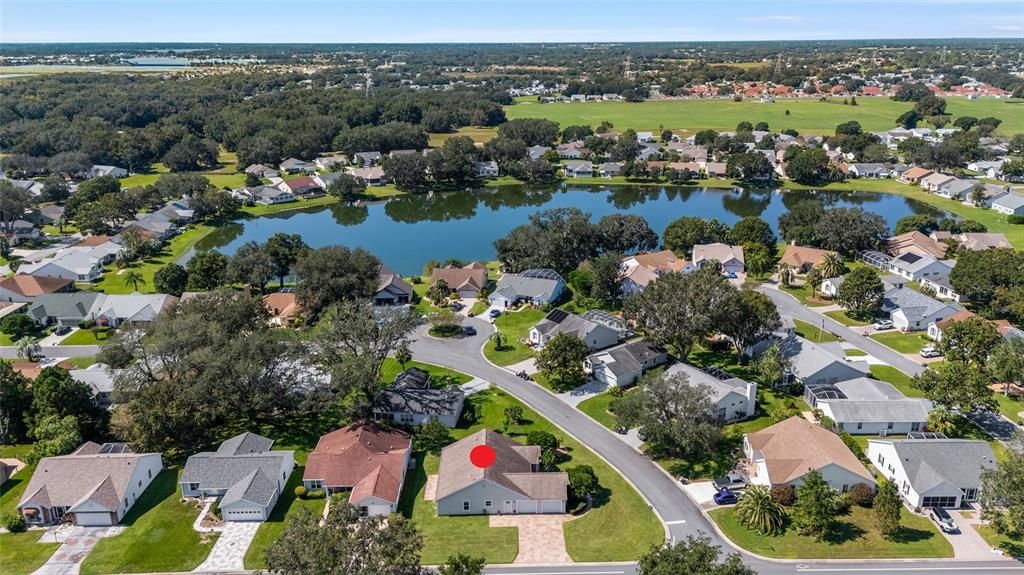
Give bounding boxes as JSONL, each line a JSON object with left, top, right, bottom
{"left": 470, "top": 445, "right": 496, "bottom": 469}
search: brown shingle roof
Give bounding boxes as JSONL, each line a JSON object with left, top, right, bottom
{"left": 903, "top": 167, "right": 933, "bottom": 180}
{"left": 304, "top": 422, "right": 411, "bottom": 505}
{"left": 0, "top": 275, "right": 73, "bottom": 297}
{"left": 73, "top": 235, "right": 112, "bottom": 247}
{"left": 430, "top": 263, "right": 488, "bottom": 293}
{"left": 779, "top": 245, "right": 837, "bottom": 269}
{"left": 435, "top": 429, "right": 567, "bottom": 502}
{"left": 629, "top": 250, "right": 689, "bottom": 273}
{"left": 887, "top": 231, "right": 948, "bottom": 259}
{"left": 746, "top": 417, "right": 873, "bottom": 485}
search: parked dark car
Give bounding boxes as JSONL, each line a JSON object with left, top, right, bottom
{"left": 55, "top": 325, "right": 72, "bottom": 336}
{"left": 450, "top": 302, "right": 464, "bottom": 311}
{"left": 929, "top": 507, "right": 959, "bottom": 533}
{"left": 488, "top": 309, "right": 502, "bottom": 319}
{"left": 463, "top": 326, "right": 477, "bottom": 336}
{"left": 713, "top": 489, "right": 738, "bottom": 505}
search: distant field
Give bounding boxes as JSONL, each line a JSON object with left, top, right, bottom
{"left": 505, "top": 97, "right": 1024, "bottom": 135}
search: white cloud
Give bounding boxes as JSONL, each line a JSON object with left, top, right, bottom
{"left": 993, "top": 24, "right": 1023, "bottom": 31}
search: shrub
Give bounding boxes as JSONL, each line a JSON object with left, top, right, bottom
{"left": 526, "top": 430, "right": 560, "bottom": 452}
{"left": 294, "top": 485, "right": 307, "bottom": 499}
{"left": 607, "top": 385, "right": 624, "bottom": 398}
{"left": 1008, "top": 214, "right": 1024, "bottom": 225}
{"left": 78, "top": 319, "right": 97, "bottom": 330}
{"left": 770, "top": 484, "right": 796, "bottom": 506}
{"left": 835, "top": 492, "right": 852, "bottom": 515}
{"left": 840, "top": 432, "right": 865, "bottom": 460}
{"left": 307, "top": 489, "right": 326, "bottom": 499}
{"left": 849, "top": 483, "right": 876, "bottom": 507}
{"left": 3, "top": 513, "right": 27, "bottom": 532}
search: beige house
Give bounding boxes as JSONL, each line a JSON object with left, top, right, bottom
{"left": 619, "top": 250, "right": 695, "bottom": 294}
{"left": 692, "top": 243, "right": 744, "bottom": 275}
{"left": 430, "top": 262, "right": 488, "bottom": 299}
{"left": 778, "top": 245, "right": 837, "bottom": 274}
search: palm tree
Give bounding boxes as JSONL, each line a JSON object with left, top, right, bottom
{"left": 926, "top": 406, "right": 959, "bottom": 436}
{"left": 804, "top": 267, "right": 823, "bottom": 298}
{"left": 16, "top": 337, "right": 41, "bottom": 363}
{"left": 123, "top": 270, "right": 145, "bottom": 292}
{"left": 777, "top": 264, "right": 793, "bottom": 287}
{"left": 734, "top": 485, "right": 786, "bottom": 535}
{"left": 746, "top": 249, "right": 770, "bottom": 277}
{"left": 490, "top": 330, "right": 506, "bottom": 351}
{"left": 817, "top": 253, "right": 846, "bottom": 279}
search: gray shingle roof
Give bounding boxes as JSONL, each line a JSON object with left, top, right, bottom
{"left": 882, "top": 286, "right": 960, "bottom": 323}
{"left": 778, "top": 335, "right": 869, "bottom": 381}
{"left": 887, "top": 439, "right": 996, "bottom": 493}
{"left": 826, "top": 399, "right": 931, "bottom": 423}
{"left": 182, "top": 433, "right": 290, "bottom": 498}
{"left": 217, "top": 432, "right": 274, "bottom": 456}
{"left": 492, "top": 271, "right": 564, "bottom": 303}
{"left": 220, "top": 469, "right": 278, "bottom": 508}
{"left": 664, "top": 362, "right": 750, "bottom": 404}
{"left": 994, "top": 192, "right": 1024, "bottom": 211}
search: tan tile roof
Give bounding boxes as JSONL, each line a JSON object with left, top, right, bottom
{"left": 887, "top": 231, "right": 948, "bottom": 259}
{"left": 903, "top": 167, "right": 933, "bottom": 180}
{"left": 0, "top": 275, "right": 73, "bottom": 297}
{"left": 778, "top": 245, "right": 837, "bottom": 269}
{"left": 629, "top": 250, "right": 688, "bottom": 273}
{"left": 746, "top": 417, "right": 873, "bottom": 485}
{"left": 73, "top": 235, "right": 112, "bottom": 247}
{"left": 304, "top": 421, "right": 411, "bottom": 504}
{"left": 430, "top": 263, "right": 488, "bottom": 293}
{"left": 935, "top": 309, "right": 977, "bottom": 331}
{"left": 692, "top": 243, "right": 744, "bottom": 265}
{"left": 262, "top": 292, "right": 300, "bottom": 319}
{"left": 436, "top": 429, "right": 567, "bottom": 502}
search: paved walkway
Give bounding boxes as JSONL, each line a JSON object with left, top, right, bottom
{"left": 489, "top": 515, "right": 572, "bottom": 564}
{"left": 459, "top": 377, "right": 490, "bottom": 396}
{"left": 423, "top": 475, "right": 438, "bottom": 501}
{"left": 947, "top": 511, "right": 1003, "bottom": 560}
{"left": 556, "top": 380, "right": 608, "bottom": 408}
{"left": 192, "top": 521, "right": 260, "bottom": 572}
{"left": 33, "top": 526, "right": 122, "bottom": 575}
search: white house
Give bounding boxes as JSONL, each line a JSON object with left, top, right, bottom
{"left": 665, "top": 362, "right": 757, "bottom": 422}
{"left": 919, "top": 274, "right": 962, "bottom": 302}
{"left": 585, "top": 341, "right": 667, "bottom": 388}
{"left": 920, "top": 173, "right": 955, "bottom": 192}
{"left": 529, "top": 309, "right": 620, "bottom": 351}
{"left": 967, "top": 160, "right": 1004, "bottom": 179}
{"left": 86, "top": 165, "right": 128, "bottom": 179}
{"left": 887, "top": 253, "right": 953, "bottom": 282}
{"left": 17, "top": 251, "right": 104, "bottom": 282}
{"left": 692, "top": 243, "right": 744, "bottom": 275}
{"left": 805, "top": 377, "right": 931, "bottom": 435}
{"left": 881, "top": 283, "right": 961, "bottom": 332}
{"left": 992, "top": 192, "right": 1024, "bottom": 216}
{"left": 744, "top": 417, "right": 874, "bottom": 492}
{"left": 778, "top": 335, "right": 869, "bottom": 385}
{"left": 867, "top": 439, "right": 996, "bottom": 509}
{"left": 563, "top": 160, "right": 593, "bottom": 178}
{"left": 820, "top": 276, "right": 845, "bottom": 298}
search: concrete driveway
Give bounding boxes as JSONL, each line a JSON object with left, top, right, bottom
{"left": 944, "top": 511, "right": 1005, "bottom": 560}
{"left": 33, "top": 525, "right": 122, "bottom": 575}
{"left": 682, "top": 481, "right": 720, "bottom": 510}
{"left": 193, "top": 521, "right": 259, "bottom": 572}
{"left": 489, "top": 515, "right": 572, "bottom": 563}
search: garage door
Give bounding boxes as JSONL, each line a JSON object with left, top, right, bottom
{"left": 541, "top": 500, "right": 564, "bottom": 514}
{"left": 223, "top": 509, "right": 266, "bottom": 521}
{"left": 516, "top": 500, "right": 538, "bottom": 514}
{"left": 75, "top": 512, "right": 113, "bottom": 526}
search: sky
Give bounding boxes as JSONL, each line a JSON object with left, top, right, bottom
{"left": 1, "top": 0, "right": 1023, "bottom": 43}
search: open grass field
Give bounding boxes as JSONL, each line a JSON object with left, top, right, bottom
{"left": 90, "top": 223, "right": 213, "bottom": 294}
{"left": 81, "top": 469, "right": 218, "bottom": 574}
{"left": 780, "top": 283, "right": 832, "bottom": 307}
{"left": 505, "top": 97, "right": 1024, "bottom": 135}
{"left": 576, "top": 390, "right": 620, "bottom": 430}
{"left": 428, "top": 126, "right": 498, "bottom": 147}
{"left": 483, "top": 308, "right": 546, "bottom": 366}
{"left": 398, "top": 387, "right": 663, "bottom": 563}
{"left": 870, "top": 331, "right": 931, "bottom": 354}
{"left": 710, "top": 505, "right": 952, "bottom": 559}
{"left": 0, "top": 531, "right": 61, "bottom": 575}
{"left": 869, "top": 365, "right": 927, "bottom": 398}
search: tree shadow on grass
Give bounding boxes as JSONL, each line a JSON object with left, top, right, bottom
{"left": 118, "top": 469, "right": 177, "bottom": 526}
{"left": 822, "top": 520, "right": 867, "bottom": 545}
{"left": 886, "top": 525, "right": 942, "bottom": 545}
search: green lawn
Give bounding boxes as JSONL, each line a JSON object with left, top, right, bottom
{"left": 710, "top": 505, "right": 952, "bottom": 559}
{"left": 869, "top": 365, "right": 926, "bottom": 398}
{"left": 991, "top": 389, "right": 1024, "bottom": 425}
{"left": 483, "top": 308, "right": 546, "bottom": 366}
{"left": 0, "top": 531, "right": 61, "bottom": 575}
{"left": 506, "top": 96, "right": 1024, "bottom": 136}
{"left": 794, "top": 319, "right": 842, "bottom": 343}
{"left": 825, "top": 310, "right": 871, "bottom": 327}
{"left": 779, "top": 284, "right": 832, "bottom": 308}
{"left": 576, "top": 391, "right": 620, "bottom": 430}
{"left": 379, "top": 358, "right": 472, "bottom": 387}
{"left": 469, "top": 301, "right": 490, "bottom": 316}
{"left": 119, "top": 155, "right": 247, "bottom": 190}
{"left": 239, "top": 195, "right": 343, "bottom": 218}
{"left": 0, "top": 444, "right": 33, "bottom": 518}
{"left": 845, "top": 349, "right": 868, "bottom": 357}
{"left": 398, "top": 388, "right": 663, "bottom": 563}
{"left": 977, "top": 524, "right": 1024, "bottom": 558}
{"left": 870, "top": 331, "right": 931, "bottom": 354}
{"left": 58, "top": 328, "right": 113, "bottom": 346}
{"left": 91, "top": 224, "right": 213, "bottom": 294}
{"left": 80, "top": 469, "right": 218, "bottom": 575}
{"left": 243, "top": 467, "right": 326, "bottom": 570}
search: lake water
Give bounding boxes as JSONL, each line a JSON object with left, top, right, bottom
{"left": 195, "top": 184, "right": 947, "bottom": 276}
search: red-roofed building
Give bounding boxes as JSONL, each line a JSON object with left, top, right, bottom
{"left": 861, "top": 86, "right": 883, "bottom": 96}
{"left": 303, "top": 422, "right": 411, "bottom": 517}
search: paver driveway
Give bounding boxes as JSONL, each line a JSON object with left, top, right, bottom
{"left": 193, "top": 521, "right": 260, "bottom": 572}
{"left": 489, "top": 515, "right": 572, "bottom": 563}
{"left": 32, "top": 526, "right": 121, "bottom": 575}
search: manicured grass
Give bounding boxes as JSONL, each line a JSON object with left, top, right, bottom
{"left": 428, "top": 126, "right": 498, "bottom": 147}
{"left": 825, "top": 310, "right": 871, "bottom": 327}
{"left": 576, "top": 391, "right": 620, "bottom": 430}
{"left": 870, "top": 331, "right": 930, "bottom": 354}
{"left": 0, "top": 445, "right": 33, "bottom": 518}
{"left": 379, "top": 358, "right": 472, "bottom": 387}
{"left": 483, "top": 308, "right": 546, "bottom": 366}
{"left": 710, "top": 505, "right": 953, "bottom": 559}
{"left": 780, "top": 283, "right": 832, "bottom": 307}
{"left": 869, "top": 365, "right": 926, "bottom": 398}
{"left": 845, "top": 349, "right": 868, "bottom": 357}
{"left": 505, "top": 96, "right": 1024, "bottom": 136}
{"left": 91, "top": 224, "right": 213, "bottom": 294}
{"left": 977, "top": 524, "right": 1024, "bottom": 558}
{"left": 398, "top": 388, "right": 663, "bottom": 563}
{"left": 991, "top": 389, "right": 1024, "bottom": 425}
{"left": 63, "top": 356, "right": 98, "bottom": 369}
{"left": 57, "top": 328, "right": 113, "bottom": 346}
{"left": 80, "top": 469, "right": 218, "bottom": 575}
{"left": 794, "top": 319, "right": 841, "bottom": 343}
{"left": 243, "top": 467, "right": 326, "bottom": 570}
{"left": 469, "top": 300, "right": 490, "bottom": 316}
{"left": 239, "top": 195, "right": 343, "bottom": 217}
{"left": 0, "top": 531, "right": 61, "bottom": 575}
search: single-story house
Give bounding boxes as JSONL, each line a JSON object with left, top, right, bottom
{"left": 353, "top": 152, "right": 383, "bottom": 167}
{"left": 867, "top": 438, "right": 996, "bottom": 509}
{"left": 244, "top": 164, "right": 278, "bottom": 179}
{"left": 5, "top": 220, "right": 40, "bottom": 244}
{"left": 935, "top": 232, "right": 1012, "bottom": 251}
{"left": 563, "top": 160, "right": 593, "bottom": 178}
{"left": 934, "top": 178, "right": 976, "bottom": 200}
{"left": 475, "top": 161, "right": 499, "bottom": 178}
{"left": 848, "top": 163, "right": 889, "bottom": 178}
{"left": 744, "top": 417, "right": 874, "bottom": 491}
{"left": 598, "top": 162, "right": 623, "bottom": 178}
{"left": 373, "top": 368, "right": 465, "bottom": 428}
{"left": 556, "top": 143, "right": 586, "bottom": 159}
{"left": 992, "top": 192, "right": 1024, "bottom": 216}
{"left": 920, "top": 173, "right": 956, "bottom": 193}
{"left": 967, "top": 160, "right": 1004, "bottom": 179}
{"left": 253, "top": 186, "right": 295, "bottom": 205}
{"left": 619, "top": 249, "right": 694, "bottom": 294}
{"left": 702, "top": 162, "right": 728, "bottom": 178}
{"left": 278, "top": 177, "right": 323, "bottom": 197}
{"left": 435, "top": 429, "right": 568, "bottom": 516}
{"left": 181, "top": 432, "right": 294, "bottom": 522}
{"left": 350, "top": 166, "right": 387, "bottom": 186}
{"left": 527, "top": 145, "right": 550, "bottom": 161}
{"left": 779, "top": 245, "right": 837, "bottom": 274}
{"left": 86, "top": 165, "right": 128, "bottom": 179}
{"left": 805, "top": 377, "right": 931, "bottom": 435}
{"left": 315, "top": 155, "right": 347, "bottom": 171}
{"left": 919, "top": 274, "right": 962, "bottom": 302}
{"left": 636, "top": 131, "right": 655, "bottom": 143}
{"left": 303, "top": 422, "right": 412, "bottom": 517}
{"left": 28, "top": 292, "right": 103, "bottom": 326}
{"left": 881, "top": 283, "right": 961, "bottom": 332}
{"left": 70, "top": 364, "right": 123, "bottom": 408}
{"left": 263, "top": 292, "right": 301, "bottom": 326}
{"left": 899, "top": 167, "right": 933, "bottom": 184}
{"left": 820, "top": 276, "right": 845, "bottom": 298}
{"left": 665, "top": 362, "right": 757, "bottom": 422}
{"left": 430, "top": 262, "right": 488, "bottom": 299}
{"left": 887, "top": 231, "right": 948, "bottom": 260}
{"left": 17, "top": 251, "right": 105, "bottom": 282}
{"left": 969, "top": 184, "right": 1010, "bottom": 207}
{"left": 91, "top": 293, "right": 179, "bottom": 328}
{"left": 585, "top": 340, "right": 667, "bottom": 388}
{"left": 887, "top": 252, "right": 952, "bottom": 282}
{"left": 0, "top": 275, "right": 74, "bottom": 303}
{"left": 927, "top": 310, "right": 1021, "bottom": 344}
{"left": 778, "top": 335, "right": 869, "bottom": 386}
{"left": 279, "top": 158, "right": 316, "bottom": 174}
{"left": 376, "top": 265, "right": 413, "bottom": 305}
{"left": 692, "top": 243, "right": 745, "bottom": 275}
{"left": 529, "top": 308, "right": 620, "bottom": 351}
{"left": 489, "top": 269, "right": 565, "bottom": 308}
{"left": 18, "top": 442, "right": 162, "bottom": 526}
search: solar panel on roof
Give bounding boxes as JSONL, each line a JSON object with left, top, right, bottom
{"left": 899, "top": 253, "right": 922, "bottom": 264}
{"left": 546, "top": 309, "right": 570, "bottom": 324}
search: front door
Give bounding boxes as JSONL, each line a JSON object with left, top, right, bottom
{"left": 503, "top": 500, "right": 514, "bottom": 514}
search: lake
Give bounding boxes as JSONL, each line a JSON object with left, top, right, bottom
{"left": 195, "top": 184, "right": 947, "bottom": 276}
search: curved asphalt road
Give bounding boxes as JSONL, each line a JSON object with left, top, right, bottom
{"left": 410, "top": 317, "right": 1020, "bottom": 575}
